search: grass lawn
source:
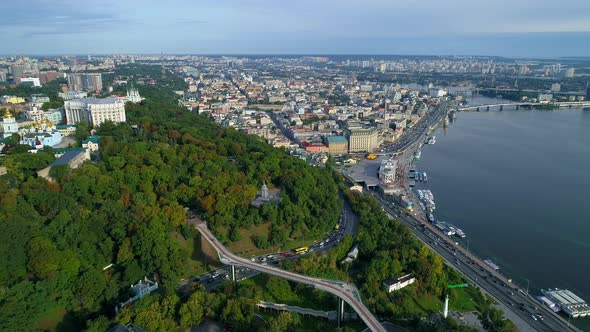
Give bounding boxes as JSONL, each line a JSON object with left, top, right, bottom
{"left": 449, "top": 286, "right": 483, "bottom": 313}
{"left": 171, "top": 231, "right": 220, "bottom": 278}
{"left": 240, "top": 274, "right": 336, "bottom": 311}
{"left": 225, "top": 223, "right": 328, "bottom": 258}
{"left": 402, "top": 287, "right": 479, "bottom": 316}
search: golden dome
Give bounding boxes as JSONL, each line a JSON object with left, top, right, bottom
{"left": 3, "top": 108, "right": 13, "bottom": 119}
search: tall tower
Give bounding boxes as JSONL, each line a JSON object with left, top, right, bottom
{"left": 161, "top": 64, "right": 166, "bottom": 79}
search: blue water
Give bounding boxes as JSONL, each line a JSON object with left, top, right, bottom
{"left": 417, "top": 108, "right": 590, "bottom": 330}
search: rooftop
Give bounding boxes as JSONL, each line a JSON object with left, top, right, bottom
{"left": 49, "top": 149, "right": 85, "bottom": 166}
{"left": 327, "top": 136, "right": 347, "bottom": 143}
{"left": 68, "top": 97, "right": 122, "bottom": 105}
{"left": 82, "top": 135, "right": 101, "bottom": 144}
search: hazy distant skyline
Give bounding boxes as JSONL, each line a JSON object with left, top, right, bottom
{"left": 2, "top": 0, "right": 589, "bottom": 57}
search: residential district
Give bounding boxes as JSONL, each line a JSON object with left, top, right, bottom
{"left": 1, "top": 55, "right": 589, "bottom": 332}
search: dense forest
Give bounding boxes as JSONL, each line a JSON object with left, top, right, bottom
{"left": 0, "top": 66, "right": 341, "bottom": 331}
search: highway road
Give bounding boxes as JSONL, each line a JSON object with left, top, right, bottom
{"left": 377, "top": 99, "right": 455, "bottom": 155}
{"left": 191, "top": 219, "right": 386, "bottom": 332}
{"left": 370, "top": 191, "right": 580, "bottom": 332}
{"left": 178, "top": 202, "right": 358, "bottom": 292}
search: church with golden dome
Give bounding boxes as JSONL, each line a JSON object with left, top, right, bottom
{"left": 1, "top": 108, "right": 18, "bottom": 139}
{"left": 19, "top": 116, "right": 63, "bottom": 149}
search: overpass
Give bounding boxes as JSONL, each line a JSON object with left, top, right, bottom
{"left": 458, "top": 101, "right": 590, "bottom": 111}
{"left": 190, "top": 218, "right": 386, "bottom": 332}
{"left": 257, "top": 300, "right": 357, "bottom": 321}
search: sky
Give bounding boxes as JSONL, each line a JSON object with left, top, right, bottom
{"left": 1, "top": 0, "right": 590, "bottom": 57}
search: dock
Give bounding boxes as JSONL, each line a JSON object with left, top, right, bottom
{"left": 541, "top": 288, "right": 590, "bottom": 318}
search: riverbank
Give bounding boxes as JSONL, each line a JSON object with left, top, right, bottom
{"left": 416, "top": 108, "right": 590, "bottom": 331}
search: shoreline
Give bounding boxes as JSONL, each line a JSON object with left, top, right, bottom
{"left": 402, "top": 106, "right": 589, "bottom": 330}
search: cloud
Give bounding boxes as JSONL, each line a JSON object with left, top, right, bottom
{"left": 1, "top": 0, "right": 589, "bottom": 56}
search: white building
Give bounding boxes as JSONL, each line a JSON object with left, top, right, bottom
{"left": 1, "top": 109, "right": 19, "bottom": 138}
{"left": 383, "top": 274, "right": 416, "bottom": 293}
{"left": 538, "top": 94, "right": 553, "bottom": 104}
{"left": 59, "top": 90, "right": 88, "bottom": 101}
{"left": 25, "top": 106, "right": 45, "bottom": 122}
{"left": 126, "top": 87, "right": 143, "bottom": 103}
{"left": 20, "top": 77, "right": 41, "bottom": 87}
{"left": 379, "top": 158, "right": 397, "bottom": 186}
{"left": 64, "top": 97, "right": 126, "bottom": 127}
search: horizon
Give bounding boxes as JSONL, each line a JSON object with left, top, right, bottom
{"left": 1, "top": 0, "right": 590, "bottom": 57}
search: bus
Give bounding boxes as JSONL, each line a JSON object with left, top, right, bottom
{"left": 294, "top": 246, "right": 309, "bottom": 254}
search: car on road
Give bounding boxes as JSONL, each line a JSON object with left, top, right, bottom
{"left": 531, "top": 314, "right": 537, "bottom": 321}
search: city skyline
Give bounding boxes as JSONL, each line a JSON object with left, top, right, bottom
{"left": 1, "top": 0, "right": 590, "bottom": 57}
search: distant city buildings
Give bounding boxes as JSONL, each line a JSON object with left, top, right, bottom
{"left": 64, "top": 97, "right": 126, "bottom": 126}
{"left": 67, "top": 73, "right": 103, "bottom": 91}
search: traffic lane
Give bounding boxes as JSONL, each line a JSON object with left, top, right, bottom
{"left": 196, "top": 224, "right": 385, "bottom": 332}
{"left": 409, "top": 225, "right": 548, "bottom": 331}
{"left": 393, "top": 214, "right": 559, "bottom": 331}
{"left": 377, "top": 199, "right": 545, "bottom": 331}
{"left": 187, "top": 209, "right": 350, "bottom": 289}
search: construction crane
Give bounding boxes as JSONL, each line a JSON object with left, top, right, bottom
{"left": 444, "top": 283, "right": 469, "bottom": 318}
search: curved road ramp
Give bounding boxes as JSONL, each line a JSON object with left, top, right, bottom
{"left": 191, "top": 219, "right": 386, "bottom": 332}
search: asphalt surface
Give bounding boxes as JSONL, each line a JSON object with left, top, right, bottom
{"left": 374, "top": 101, "right": 580, "bottom": 332}
{"left": 192, "top": 219, "right": 386, "bottom": 332}
{"left": 377, "top": 99, "right": 455, "bottom": 155}
{"left": 178, "top": 201, "right": 359, "bottom": 292}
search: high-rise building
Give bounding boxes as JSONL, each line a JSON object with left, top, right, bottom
{"left": 551, "top": 83, "right": 561, "bottom": 92}
{"left": 39, "top": 71, "right": 58, "bottom": 84}
{"left": 67, "top": 73, "right": 103, "bottom": 91}
{"left": 564, "top": 68, "right": 575, "bottom": 78}
{"left": 64, "top": 97, "right": 126, "bottom": 127}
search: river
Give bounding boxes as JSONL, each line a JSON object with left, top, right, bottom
{"left": 416, "top": 96, "right": 590, "bottom": 330}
